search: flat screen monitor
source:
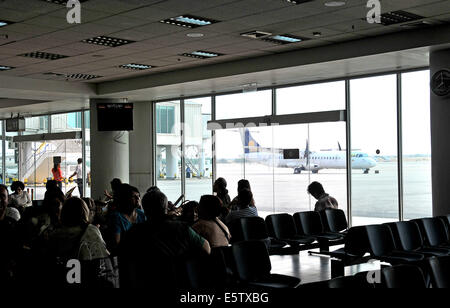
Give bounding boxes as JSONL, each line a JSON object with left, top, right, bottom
{"left": 97, "top": 103, "right": 133, "bottom": 131}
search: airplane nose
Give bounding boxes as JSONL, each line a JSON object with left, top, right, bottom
{"left": 369, "top": 158, "right": 377, "bottom": 167}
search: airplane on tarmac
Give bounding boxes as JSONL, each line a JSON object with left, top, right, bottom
{"left": 241, "top": 129, "right": 377, "bottom": 174}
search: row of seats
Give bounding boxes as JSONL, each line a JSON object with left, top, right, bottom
{"left": 302, "top": 257, "right": 450, "bottom": 288}
{"left": 228, "top": 209, "right": 348, "bottom": 255}
{"left": 183, "top": 214, "right": 449, "bottom": 289}
{"left": 328, "top": 215, "right": 450, "bottom": 278}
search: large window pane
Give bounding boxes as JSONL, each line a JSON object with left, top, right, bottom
{"left": 51, "top": 112, "right": 82, "bottom": 133}
{"left": 5, "top": 131, "right": 18, "bottom": 187}
{"left": 350, "top": 75, "right": 398, "bottom": 226}
{"left": 155, "top": 101, "right": 182, "bottom": 202}
{"left": 84, "top": 110, "right": 91, "bottom": 197}
{"left": 216, "top": 90, "right": 272, "bottom": 120}
{"left": 24, "top": 116, "right": 48, "bottom": 135}
{"left": 184, "top": 97, "right": 212, "bottom": 201}
{"left": 277, "top": 81, "right": 345, "bottom": 115}
{"left": 402, "top": 70, "right": 432, "bottom": 219}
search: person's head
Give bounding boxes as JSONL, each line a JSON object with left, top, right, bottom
{"left": 146, "top": 186, "right": 160, "bottom": 194}
{"left": 11, "top": 181, "right": 25, "bottom": 194}
{"left": 142, "top": 190, "right": 168, "bottom": 221}
{"left": 110, "top": 178, "right": 122, "bottom": 192}
{"left": 46, "top": 180, "right": 58, "bottom": 191}
{"left": 237, "top": 189, "right": 253, "bottom": 209}
{"left": 60, "top": 197, "right": 90, "bottom": 227}
{"left": 45, "top": 197, "right": 63, "bottom": 224}
{"left": 307, "top": 181, "right": 325, "bottom": 200}
{"left": 180, "top": 201, "right": 199, "bottom": 225}
{"left": 213, "top": 177, "right": 228, "bottom": 194}
{"left": 115, "top": 184, "right": 140, "bottom": 216}
{"left": 77, "top": 158, "right": 82, "bottom": 164}
{"left": 237, "top": 179, "right": 251, "bottom": 193}
{"left": 0, "top": 184, "right": 9, "bottom": 220}
{"left": 198, "top": 195, "right": 223, "bottom": 220}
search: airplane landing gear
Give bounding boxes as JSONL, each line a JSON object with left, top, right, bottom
{"left": 364, "top": 169, "right": 370, "bottom": 174}
{"left": 294, "top": 168, "right": 302, "bottom": 174}
{"left": 312, "top": 170, "right": 319, "bottom": 174}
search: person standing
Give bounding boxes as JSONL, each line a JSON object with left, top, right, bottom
{"left": 51, "top": 163, "right": 64, "bottom": 190}
{"left": 69, "top": 158, "right": 84, "bottom": 197}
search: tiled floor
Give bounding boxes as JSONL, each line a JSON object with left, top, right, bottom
{"left": 270, "top": 247, "right": 381, "bottom": 285}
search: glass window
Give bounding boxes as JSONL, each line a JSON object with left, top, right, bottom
{"left": 350, "top": 75, "right": 398, "bottom": 226}
{"left": 51, "top": 112, "right": 82, "bottom": 133}
{"left": 5, "top": 131, "right": 19, "bottom": 188}
{"left": 184, "top": 97, "right": 212, "bottom": 201}
{"left": 155, "top": 101, "right": 182, "bottom": 203}
{"left": 23, "top": 116, "right": 49, "bottom": 135}
{"left": 277, "top": 81, "right": 345, "bottom": 115}
{"left": 402, "top": 70, "right": 432, "bottom": 219}
{"left": 216, "top": 90, "right": 272, "bottom": 120}
{"left": 84, "top": 110, "right": 91, "bottom": 197}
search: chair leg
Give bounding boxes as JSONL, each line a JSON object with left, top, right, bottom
{"left": 319, "top": 239, "right": 330, "bottom": 253}
{"left": 331, "top": 259, "right": 345, "bottom": 278}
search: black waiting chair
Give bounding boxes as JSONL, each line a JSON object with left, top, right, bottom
{"left": 387, "top": 221, "right": 449, "bottom": 257}
{"left": 323, "top": 208, "right": 348, "bottom": 235}
{"left": 414, "top": 218, "right": 450, "bottom": 249}
{"left": 327, "top": 226, "right": 371, "bottom": 278}
{"left": 184, "top": 247, "right": 230, "bottom": 289}
{"left": 231, "top": 240, "right": 301, "bottom": 289}
{"left": 381, "top": 265, "right": 427, "bottom": 288}
{"left": 365, "top": 224, "right": 424, "bottom": 265}
{"left": 294, "top": 211, "right": 344, "bottom": 252}
{"left": 428, "top": 256, "right": 450, "bottom": 288}
{"left": 265, "top": 214, "right": 315, "bottom": 248}
{"left": 227, "top": 218, "right": 245, "bottom": 244}
{"left": 239, "top": 217, "right": 289, "bottom": 255}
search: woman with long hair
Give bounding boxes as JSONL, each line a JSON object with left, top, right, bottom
{"left": 51, "top": 163, "right": 64, "bottom": 190}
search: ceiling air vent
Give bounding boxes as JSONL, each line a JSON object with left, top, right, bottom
{"left": 19, "top": 51, "right": 69, "bottom": 60}
{"left": 379, "top": 10, "right": 424, "bottom": 26}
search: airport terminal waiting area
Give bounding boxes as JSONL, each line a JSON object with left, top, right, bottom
{"left": 2, "top": 199, "right": 449, "bottom": 289}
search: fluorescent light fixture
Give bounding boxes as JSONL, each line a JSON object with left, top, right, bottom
{"left": 0, "top": 20, "right": 13, "bottom": 27}
{"left": 379, "top": 10, "right": 425, "bottom": 26}
{"left": 285, "top": 0, "right": 314, "bottom": 4}
{"left": 186, "top": 33, "right": 204, "bottom": 38}
{"left": 82, "top": 36, "right": 135, "bottom": 47}
{"left": 119, "top": 63, "right": 154, "bottom": 70}
{"left": 262, "top": 34, "right": 306, "bottom": 44}
{"left": 39, "top": 0, "right": 89, "bottom": 5}
{"left": 240, "top": 30, "right": 272, "bottom": 39}
{"left": 65, "top": 73, "right": 102, "bottom": 80}
{"left": 181, "top": 51, "right": 222, "bottom": 59}
{"left": 324, "top": 1, "right": 346, "bottom": 7}
{"left": 0, "top": 65, "right": 14, "bottom": 71}
{"left": 161, "top": 15, "right": 219, "bottom": 28}
{"left": 19, "top": 51, "right": 69, "bottom": 60}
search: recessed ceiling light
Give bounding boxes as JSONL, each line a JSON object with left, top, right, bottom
{"left": 261, "top": 34, "right": 306, "bottom": 44}
{"left": 82, "top": 36, "right": 135, "bottom": 47}
{"left": 160, "top": 15, "right": 219, "bottom": 28}
{"left": 240, "top": 30, "right": 272, "bottom": 39}
{"left": 119, "top": 63, "right": 154, "bottom": 70}
{"left": 19, "top": 51, "right": 69, "bottom": 60}
{"left": 0, "top": 65, "right": 14, "bottom": 71}
{"left": 0, "top": 20, "right": 13, "bottom": 27}
{"left": 181, "top": 51, "right": 222, "bottom": 59}
{"left": 285, "top": 0, "right": 314, "bottom": 4}
{"left": 39, "top": 0, "right": 89, "bottom": 5}
{"left": 65, "top": 73, "right": 102, "bottom": 80}
{"left": 324, "top": 1, "right": 346, "bottom": 7}
{"left": 378, "top": 10, "right": 425, "bottom": 26}
{"left": 313, "top": 32, "right": 322, "bottom": 37}
{"left": 186, "top": 33, "right": 204, "bottom": 38}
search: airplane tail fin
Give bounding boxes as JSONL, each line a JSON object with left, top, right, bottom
{"left": 240, "top": 128, "right": 262, "bottom": 154}
{"left": 304, "top": 139, "right": 310, "bottom": 166}
{"left": 338, "top": 142, "right": 342, "bottom": 151}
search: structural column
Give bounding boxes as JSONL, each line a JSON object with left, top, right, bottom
{"left": 430, "top": 48, "right": 450, "bottom": 217}
{"left": 129, "top": 102, "right": 153, "bottom": 193}
{"left": 90, "top": 98, "right": 129, "bottom": 200}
